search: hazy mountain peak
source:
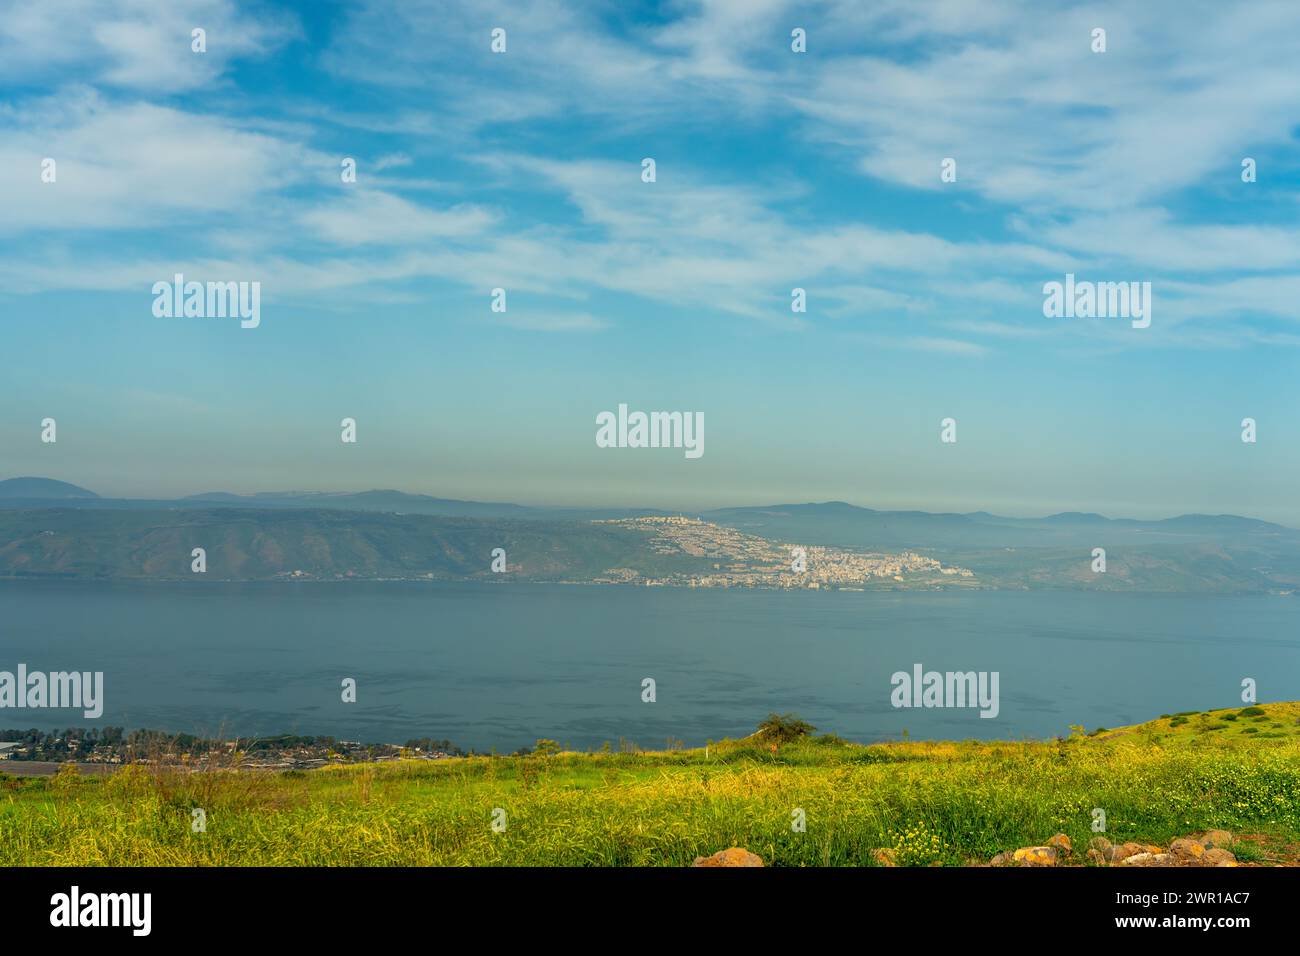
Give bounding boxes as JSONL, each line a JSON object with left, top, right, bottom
{"left": 0, "top": 477, "right": 99, "bottom": 499}
{"left": 1043, "top": 512, "right": 1111, "bottom": 523}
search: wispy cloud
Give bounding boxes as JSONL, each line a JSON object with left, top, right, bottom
{"left": 2, "top": 0, "right": 1300, "bottom": 355}
{"left": 0, "top": 0, "right": 297, "bottom": 92}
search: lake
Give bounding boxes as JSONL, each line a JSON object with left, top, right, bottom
{"left": 2, "top": 580, "right": 1298, "bottom": 750}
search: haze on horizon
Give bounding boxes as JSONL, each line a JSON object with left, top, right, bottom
{"left": 2, "top": 473, "right": 1297, "bottom": 531}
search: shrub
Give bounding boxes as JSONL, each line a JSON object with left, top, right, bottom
{"left": 755, "top": 713, "right": 816, "bottom": 745}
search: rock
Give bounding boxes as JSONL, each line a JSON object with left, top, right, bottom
{"left": 1086, "top": 847, "right": 1108, "bottom": 866}
{"left": 1111, "top": 842, "right": 1147, "bottom": 864}
{"left": 692, "top": 847, "right": 763, "bottom": 867}
{"left": 872, "top": 848, "right": 897, "bottom": 867}
{"left": 1202, "top": 829, "right": 1234, "bottom": 850}
{"left": 1012, "top": 846, "right": 1058, "bottom": 867}
{"left": 1089, "top": 836, "right": 1114, "bottom": 861}
{"left": 1169, "top": 838, "right": 1206, "bottom": 862}
{"left": 990, "top": 852, "right": 1007, "bottom": 866}
{"left": 1047, "top": 833, "right": 1072, "bottom": 855}
{"left": 1117, "top": 852, "right": 1174, "bottom": 867}
{"left": 1203, "top": 848, "right": 1238, "bottom": 867}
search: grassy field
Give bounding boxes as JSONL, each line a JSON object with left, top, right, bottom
{"left": 2, "top": 703, "right": 1299, "bottom": 866}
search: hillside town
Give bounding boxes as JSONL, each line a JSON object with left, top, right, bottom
{"left": 592, "top": 516, "right": 975, "bottom": 589}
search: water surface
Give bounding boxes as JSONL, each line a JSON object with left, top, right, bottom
{"left": 2, "top": 580, "right": 1296, "bottom": 750}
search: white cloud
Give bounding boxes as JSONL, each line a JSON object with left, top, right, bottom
{"left": 0, "top": 92, "right": 317, "bottom": 233}
{"left": 494, "top": 311, "right": 609, "bottom": 332}
{"left": 2, "top": 0, "right": 1300, "bottom": 353}
{"left": 297, "top": 190, "right": 496, "bottom": 246}
{"left": 0, "top": 0, "right": 296, "bottom": 92}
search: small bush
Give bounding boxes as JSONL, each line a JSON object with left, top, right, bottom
{"left": 755, "top": 713, "right": 816, "bottom": 745}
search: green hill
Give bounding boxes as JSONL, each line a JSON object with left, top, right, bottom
{"left": 2, "top": 704, "right": 1298, "bottom": 866}
{"left": 0, "top": 508, "right": 710, "bottom": 582}
{"left": 3, "top": 501, "right": 1299, "bottom": 591}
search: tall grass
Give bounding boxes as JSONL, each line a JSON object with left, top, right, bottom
{"left": 2, "top": 724, "right": 1298, "bottom": 866}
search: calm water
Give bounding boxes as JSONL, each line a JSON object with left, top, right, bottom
{"left": 2, "top": 580, "right": 1298, "bottom": 750}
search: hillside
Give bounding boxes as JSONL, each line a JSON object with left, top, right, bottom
{"left": 1, "top": 505, "right": 1297, "bottom": 592}
{"left": 2, "top": 703, "right": 1298, "bottom": 866}
{"left": 2, "top": 480, "right": 1299, "bottom": 591}
{"left": 0, "top": 508, "right": 709, "bottom": 582}
{"left": 0, "top": 477, "right": 98, "bottom": 499}
{"left": 0, "top": 508, "right": 981, "bottom": 589}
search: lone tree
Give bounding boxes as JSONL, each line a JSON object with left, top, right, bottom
{"left": 532, "top": 739, "right": 562, "bottom": 757}
{"left": 755, "top": 713, "right": 815, "bottom": 745}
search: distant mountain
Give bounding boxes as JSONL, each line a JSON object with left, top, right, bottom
{"left": 2, "top": 480, "right": 1295, "bottom": 542}
{"left": 0, "top": 479, "right": 681, "bottom": 521}
{"left": 1042, "top": 512, "right": 1110, "bottom": 524}
{"left": 700, "top": 502, "right": 1033, "bottom": 549}
{"left": 693, "top": 501, "right": 1300, "bottom": 593}
{"left": 0, "top": 477, "right": 99, "bottom": 499}
{"left": 0, "top": 487, "right": 1298, "bottom": 591}
{"left": 0, "top": 503, "right": 1296, "bottom": 592}
{"left": 180, "top": 489, "right": 536, "bottom": 519}
{"left": 0, "top": 508, "right": 712, "bottom": 583}
{"left": 3, "top": 480, "right": 1298, "bottom": 592}
{"left": 699, "top": 501, "right": 1299, "bottom": 550}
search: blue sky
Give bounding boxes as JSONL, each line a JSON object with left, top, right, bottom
{"left": 2, "top": 0, "right": 1299, "bottom": 522}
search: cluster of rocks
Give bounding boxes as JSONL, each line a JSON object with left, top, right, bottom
{"left": 691, "top": 830, "right": 1242, "bottom": 868}
{"left": 989, "top": 830, "right": 1239, "bottom": 867}
{"left": 691, "top": 847, "right": 764, "bottom": 867}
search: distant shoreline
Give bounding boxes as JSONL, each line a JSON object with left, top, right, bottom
{"left": 0, "top": 577, "right": 1294, "bottom": 596}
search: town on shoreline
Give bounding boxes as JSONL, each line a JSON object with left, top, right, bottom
{"left": 0, "top": 728, "right": 466, "bottom": 773}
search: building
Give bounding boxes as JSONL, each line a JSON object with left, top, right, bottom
{"left": 0, "top": 742, "right": 20, "bottom": 760}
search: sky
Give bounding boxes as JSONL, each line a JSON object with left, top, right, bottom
{"left": 1, "top": 0, "right": 1299, "bottom": 522}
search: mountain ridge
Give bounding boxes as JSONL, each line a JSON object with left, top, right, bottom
{"left": 0, "top": 477, "right": 99, "bottom": 499}
{"left": 2, "top": 476, "right": 1293, "bottom": 533}
{"left": 1, "top": 500, "right": 1297, "bottom": 593}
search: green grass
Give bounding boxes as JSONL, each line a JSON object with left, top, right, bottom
{"left": 2, "top": 704, "right": 1298, "bottom": 866}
